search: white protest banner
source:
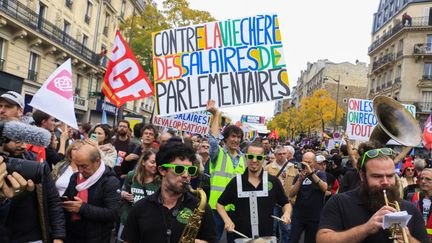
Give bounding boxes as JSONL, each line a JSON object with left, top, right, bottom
{"left": 152, "top": 14, "right": 290, "bottom": 116}
{"left": 29, "top": 59, "right": 78, "bottom": 129}
{"left": 346, "top": 98, "right": 415, "bottom": 141}
{"left": 152, "top": 112, "right": 211, "bottom": 135}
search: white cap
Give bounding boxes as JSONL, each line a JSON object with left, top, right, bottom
{"left": 0, "top": 91, "right": 24, "bottom": 108}
{"left": 316, "top": 155, "right": 327, "bottom": 164}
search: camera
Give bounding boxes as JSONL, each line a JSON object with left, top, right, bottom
{"left": 5, "top": 155, "right": 45, "bottom": 184}
{"left": 294, "top": 162, "right": 306, "bottom": 171}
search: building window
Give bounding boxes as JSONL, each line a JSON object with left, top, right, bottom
{"left": 422, "top": 91, "right": 432, "bottom": 112}
{"left": 28, "top": 52, "right": 39, "bottom": 81}
{"left": 120, "top": 0, "right": 126, "bottom": 18}
{"left": 424, "top": 63, "right": 432, "bottom": 80}
{"left": 37, "top": 2, "right": 47, "bottom": 29}
{"left": 0, "top": 38, "right": 4, "bottom": 71}
{"left": 103, "top": 14, "right": 109, "bottom": 36}
{"left": 63, "top": 20, "right": 71, "bottom": 35}
{"left": 75, "top": 74, "right": 82, "bottom": 96}
{"left": 65, "top": 0, "right": 73, "bottom": 9}
{"left": 82, "top": 34, "right": 88, "bottom": 47}
{"left": 85, "top": 1, "right": 92, "bottom": 24}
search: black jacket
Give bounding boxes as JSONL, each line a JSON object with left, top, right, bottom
{"left": 63, "top": 165, "right": 120, "bottom": 243}
{"left": 6, "top": 160, "right": 65, "bottom": 242}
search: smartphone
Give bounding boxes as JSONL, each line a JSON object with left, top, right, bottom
{"left": 60, "top": 196, "right": 69, "bottom": 201}
{"left": 90, "top": 133, "right": 98, "bottom": 141}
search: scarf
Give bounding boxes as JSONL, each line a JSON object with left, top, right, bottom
{"left": 71, "top": 162, "right": 105, "bottom": 221}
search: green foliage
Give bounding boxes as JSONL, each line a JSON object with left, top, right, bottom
{"left": 119, "top": 0, "right": 215, "bottom": 81}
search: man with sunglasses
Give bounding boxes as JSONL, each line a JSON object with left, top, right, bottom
{"left": 317, "top": 142, "right": 428, "bottom": 243}
{"left": 409, "top": 168, "right": 432, "bottom": 240}
{"left": 122, "top": 141, "right": 216, "bottom": 243}
{"left": 216, "top": 141, "right": 291, "bottom": 242}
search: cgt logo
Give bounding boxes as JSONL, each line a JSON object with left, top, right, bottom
{"left": 47, "top": 69, "right": 73, "bottom": 100}
{"left": 176, "top": 208, "right": 193, "bottom": 224}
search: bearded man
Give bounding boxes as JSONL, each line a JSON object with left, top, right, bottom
{"left": 317, "top": 142, "right": 428, "bottom": 243}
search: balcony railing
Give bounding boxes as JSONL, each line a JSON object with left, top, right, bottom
{"left": 369, "top": 17, "right": 431, "bottom": 54}
{"left": 0, "top": 58, "right": 4, "bottom": 71}
{"left": 27, "top": 70, "right": 38, "bottom": 81}
{"left": 386, "top": 80, "right": 393, "bottom": 87}
{"left": 0, "top": 0, "right": 99, "bottom": 65}
{"left": 422, "top": 74, "right": 432, "bottom": 80}
{"left": 372, "top": 53, "right": 395, "bottom": 71}
{"left": 414, "top": 43, "right": 432, "bottom": 54}
{"left": 415, "top": 102, "right": 432, "bottom": 113}
{"left": 84, "top": 15, "right": 91, "bottom": 24}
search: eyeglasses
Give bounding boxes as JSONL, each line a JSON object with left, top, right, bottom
{"left": 161, "top": 164, "right": 198, "bottom": 176}
{"left": 246, "top": 154, "right": 265, "bottom": 162}
{"left": 360, "top": 148, "right": 395, "bottom": 168}
{"left": 201, "top": 145, "right": 210, "bottom": 149}
{"left": 420, "top": 177, "right": 432, "bottom": 183}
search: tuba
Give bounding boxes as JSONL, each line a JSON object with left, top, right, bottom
{"left": 370, "top": 96, "right": 421, "bottom": 146}
{"left": 179, "top": 184, "right": 207, "bottom": 243}
{"left": 370, "top": 96, "right": 421, "bottom": 243}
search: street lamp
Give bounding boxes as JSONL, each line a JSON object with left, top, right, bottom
{"left": 323, "top": 75, "right": 341, "bottom": 132}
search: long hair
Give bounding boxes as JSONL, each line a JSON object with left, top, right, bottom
{"left": 92, "top": 124, "right": 112, "bottom": 145}
{"left": 133, "top": 150, "right": 158, "bottom": 186}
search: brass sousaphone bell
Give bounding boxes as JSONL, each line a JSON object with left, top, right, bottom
{"left": 370, "top": 96, "right": 421, "bottom": 243}
{"left": 370, "top": 95, "right": 421, "bottom": 146}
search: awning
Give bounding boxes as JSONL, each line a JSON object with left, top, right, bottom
{"left": 242, "top": 122, "right": 270, "bottom": 134}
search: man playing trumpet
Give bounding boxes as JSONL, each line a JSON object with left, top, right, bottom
{"left": 317, "top": 141, "right": 429, "bottom": 243}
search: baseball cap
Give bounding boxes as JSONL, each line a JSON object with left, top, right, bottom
{"left": 316, "top": 155, "right": 327, "bottom": 164}
{"left": 0, "top": 91, "right": 24, "bottom": 108}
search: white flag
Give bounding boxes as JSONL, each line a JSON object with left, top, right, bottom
{"left": 29, "top": 59, "right": 78, "bottom": 129}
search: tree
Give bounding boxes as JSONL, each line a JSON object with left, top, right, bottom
{"left": 268, "top": 107, "right": 301, "bottom": 141}
{"left": 299, "top": 89, "right": 344, "bottom": 132}
{"left": 120, "top": 4, "right": 170, "bottom": 81}
{"left": 163, "top": 0, "right": 216, "bottom": 27}
{"left": 119, "top": 0, "right": 215, "bottom": 80}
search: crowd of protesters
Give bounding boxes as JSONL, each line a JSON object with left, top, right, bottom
{"left": 0, "top": 93, "right": 431, "bottom": 242}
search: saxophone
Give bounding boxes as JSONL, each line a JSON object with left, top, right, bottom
{"left": 179, "top": 183, "right": 207, "bottom": 243}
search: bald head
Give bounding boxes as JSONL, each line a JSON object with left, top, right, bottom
{"left": 75, "top": 144, "right": 102, "bottom": 178}
{"left": 303, "top": 152, "right": 316, "bottom": 162}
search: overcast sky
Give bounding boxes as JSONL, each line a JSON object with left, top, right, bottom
{"left": 159, "top": 0, "right": 378, "bottom": 122}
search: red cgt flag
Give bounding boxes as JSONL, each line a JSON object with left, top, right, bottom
{"left": 102, "top": 31, "right": 154, "bottom": 107}
{"left": 423, "top": 114, "right": 432, "bottom": 150}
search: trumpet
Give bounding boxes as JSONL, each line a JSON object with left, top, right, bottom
{"left": 383, "top": 189, "right": 409, "bottom": 243}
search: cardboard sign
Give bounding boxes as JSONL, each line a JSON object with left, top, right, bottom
{"left": 152, "top": 112, "right": 211, "bottom": 135}
{"left": 346, "top": 98, "right": 416, "bottom": 141}
{"left": 152, "top": 14, "right": 290, "bottom": 115}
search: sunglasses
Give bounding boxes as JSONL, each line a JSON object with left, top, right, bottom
{"left": 360, "top": 148, "right": 395, "bottom": 168}
{"left": 405, "top": 168, "right": 414, "bottom": 172}
{"left": 161, "top": 164, "right": 198, "bottom": 176}
{"left": 246, "top": 153, "right": 265, "bottom": 162}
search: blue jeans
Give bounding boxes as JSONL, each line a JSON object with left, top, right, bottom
{"left": 273, "top": 205, "right": 290, "bottom": 243}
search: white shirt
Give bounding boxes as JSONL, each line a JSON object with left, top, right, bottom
{"left": 55, "top": 166, "right": 74, "bottom": 196}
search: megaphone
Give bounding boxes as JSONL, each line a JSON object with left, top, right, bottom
{"left": 369, "top": 96, "right": 421, "bottom": 146}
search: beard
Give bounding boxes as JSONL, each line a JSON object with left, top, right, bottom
{"left": 360, "top": 179, "right": 401, "bottom": 213}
